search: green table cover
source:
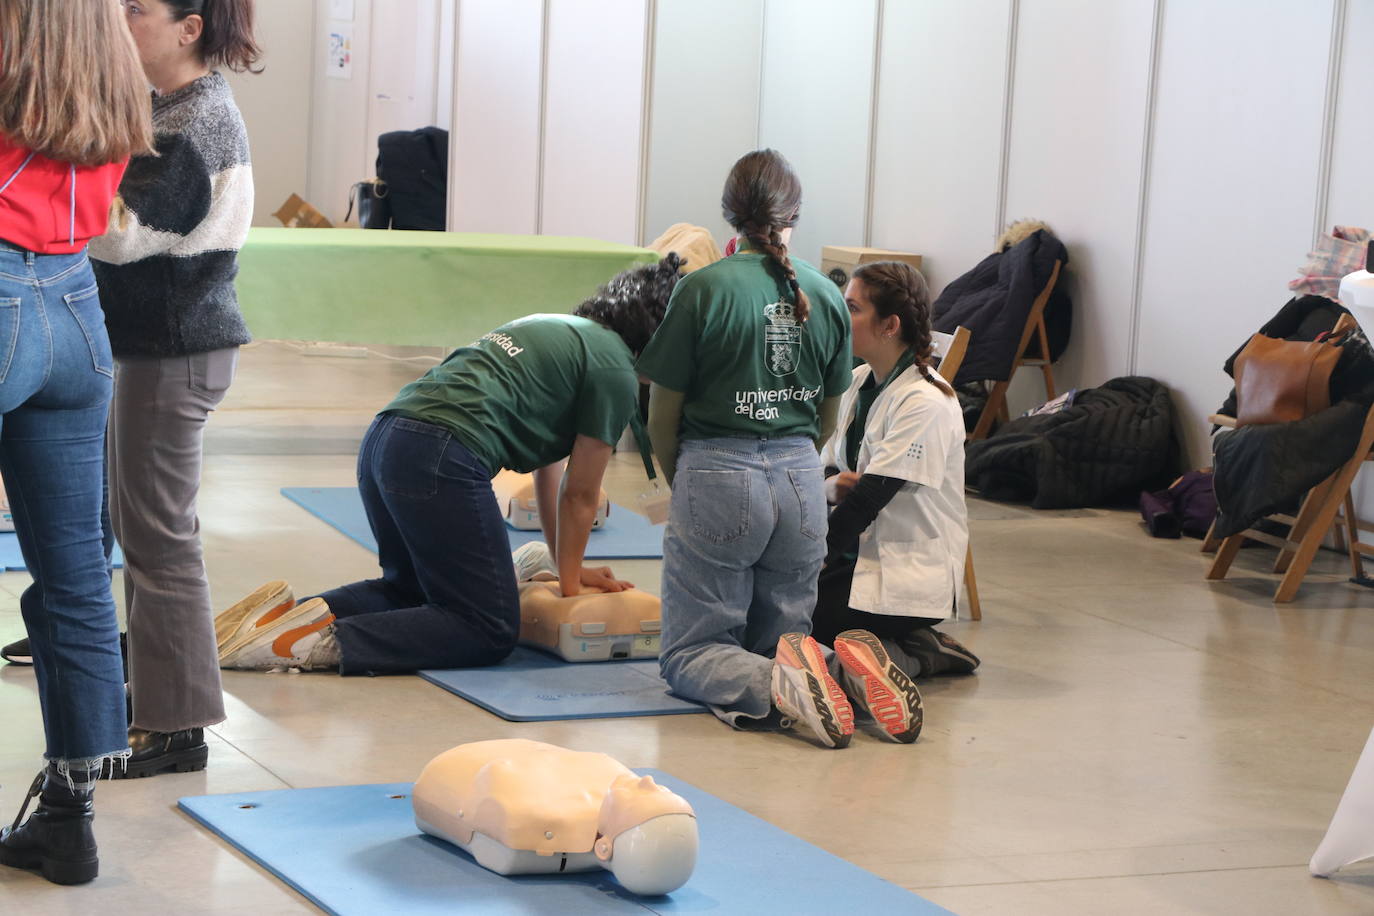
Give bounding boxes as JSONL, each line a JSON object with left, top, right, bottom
{"left": 235, "top": 228, "right": 659, "bottom": 347}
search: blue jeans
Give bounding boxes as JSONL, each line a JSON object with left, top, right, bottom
{"left": 315, "top": 414, "right": 520, "bottom": 674}
{"left": 658, "top": 436, "right": 827, "bottom": 725}
{"left": 0, "top": 242, "right": 125, "bottom": 768}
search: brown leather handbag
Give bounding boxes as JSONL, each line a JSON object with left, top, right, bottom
{"left": 1233, "top": 333, "right": 1344, "bottom": 426}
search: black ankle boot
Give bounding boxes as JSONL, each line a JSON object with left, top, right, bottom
{"left": 105, "top": 727, "right": 207, "bottom": 779}
{"left": 0, "top": 762, "right": 99, "bottom": 885}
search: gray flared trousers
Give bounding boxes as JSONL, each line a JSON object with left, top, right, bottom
{"left": 108, "top": 348, "right": 236, "bottom": 733}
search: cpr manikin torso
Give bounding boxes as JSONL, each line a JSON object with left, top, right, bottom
{"left": 493, "top": 469, "right": 609, "bottom": 531}
{"left": 413, "top": 739, "right": 697, "bottom": 896}
{"left": 519, "top": 581, "right": 661, "bottom": 662}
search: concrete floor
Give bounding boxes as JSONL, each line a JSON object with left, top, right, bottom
{"left": 1, "top": 341, "right": 1373, "bottom": 915}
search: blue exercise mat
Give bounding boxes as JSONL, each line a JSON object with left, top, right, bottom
{"left": 420, "top": 647, "right": 705, "bottom": 721}
{"left": 179, "top": 773, "right": 952, "bottom": 916}
{"left": 0, "top": 532, "right": 123, "bottom": 573}
{"left": 281, "top": 487, "right": 664, "bottom": 559}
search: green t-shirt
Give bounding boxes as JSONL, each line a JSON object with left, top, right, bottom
{"left": 384, "top": 314, "right": 638, "bottom": 475}
{"left": 636, "top": 252, "right": 852, "bottom": 440}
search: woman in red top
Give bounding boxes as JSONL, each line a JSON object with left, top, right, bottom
{"left": 0, "top": 0, "right": 154, "bottom": 886}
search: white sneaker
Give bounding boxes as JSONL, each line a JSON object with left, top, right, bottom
{"left": 511, "top": 541, "right": 558, "bottom": 582}
{"left": 219, "top": 598, "right": 335, "bottom": 671}
{"left": 834, "top": 629, "right": 923, "bottom": 744}
{"left": 771, "top": 633, "right": 855, "bottom": 749}
{"left": 214, "top": 580, "right": 294, "bottom": 654}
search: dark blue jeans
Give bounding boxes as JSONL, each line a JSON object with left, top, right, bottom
{"left": 0, "top": 241, "right": 125, "bottom": 767}
{"left": 316, "top": 413, "right": 519, "bottom": 674}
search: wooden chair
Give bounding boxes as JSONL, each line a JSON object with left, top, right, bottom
{"left": 932, "top": 326, "right": 981, "bottom": 620}
{"left": 1204, "top": 313, "right": 1374, "bottom": 602}
{"left": 969, "top": 260, "right": 1064, "bottom": 441}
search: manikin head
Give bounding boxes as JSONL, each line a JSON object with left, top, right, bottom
{"left": 593, "top": 774, "right": 697, "bottom": 896}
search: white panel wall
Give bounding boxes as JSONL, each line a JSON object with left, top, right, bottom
{"left": 448, "top": 0, "right": 544, "bottom": 234}
{"left": 1002, "top": 0, "right": 1155, "bottom": 403}
{"left": 366, "top": 0, "right": 442, "bottom": 144}
{"left": 227, "top": 0, "right": 316, "bottom": 226}
{"left": 870, "top": 0, "right": 1010, "bottom": 293}
{"left": 540, "top": 0, "right": 649, "bottom": 243}
{"left": 642, "top": 0, "right": 764, "bottom": 248}
{"left": 1326, "top": 0, "right": 1374, "bottom": 514}
{"left": 1135, "top": 0, "right": 1334, "bottom": 465}
{"left": 308, "top": 0, "right": 373, "bottom": 223}
{"left": 757, "top": 0, "right": 878, "bottom": 266}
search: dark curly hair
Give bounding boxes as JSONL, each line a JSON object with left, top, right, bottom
{"left": 851, "top": 261, "right": 954, "bottom": 397}
{"left": 573, "top": 252, "right": 685, "bottom": 354}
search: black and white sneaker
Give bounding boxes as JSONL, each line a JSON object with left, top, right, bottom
{"left": 2, "top": 633, "right": 129, "bottom": 672}
{"left": 1, "top": 637, "right": 32, "bottom": 665}
{"left": 899, "top": 628, "right": 981, "bottom": 677}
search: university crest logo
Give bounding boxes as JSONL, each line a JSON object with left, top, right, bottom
{"left": 763, "top": 300, "right": 800, "bottom": 377}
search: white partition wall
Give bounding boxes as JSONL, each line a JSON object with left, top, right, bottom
{"left": 869, "top": 0, "right": 1011, "bottom": 293}
{"left": 227, "top": 1, "right": 317, "bottom": 226}
{"left": 308, "top": 0, "right": 373, "bottom": 223}
{"left": 367, "top": 0, "right": 443, "bottom": 146}
{"left": 757, "top": 0, "right": 879, "bottom": 266}
{"left": 1135, "top": 0, "right": 1335, "bottom": 464}
{"left": 1002, "top": 0, "right": 1156, "bottom": 397}
{"left": 642, "top": 0, "right": 765, "bottom": 247}
{"left": 1327, "top": 0, "right": 1373, "bottom": 229}
{"left": 540, "top": 0, "right": 650, "bottom": 243}
{"left": 448, "top": 0, "right": 544, "bottom": 234}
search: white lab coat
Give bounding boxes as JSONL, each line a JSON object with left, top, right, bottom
{"left": 820, "top": 363, "right": 968, "bottom": 617}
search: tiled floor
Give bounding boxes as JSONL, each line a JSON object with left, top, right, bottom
{"left": 1, "top": 341, "right": 1372, "bottom": 914}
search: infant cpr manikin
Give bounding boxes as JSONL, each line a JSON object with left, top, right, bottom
{"left": 493, "top": 470, "right": 609, "bottom": 531}
{"left": 518, "top": 580, "right": 661, "bottom": 662}
{"left": 413, "top": 739, "right": 698, "bottom": 896}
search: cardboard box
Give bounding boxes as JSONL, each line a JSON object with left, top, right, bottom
{"left": 273, "top": 193, "right": 334, "bottom": 229}
{"left": 820, "top": 245, "right": 923, "bottom": 288}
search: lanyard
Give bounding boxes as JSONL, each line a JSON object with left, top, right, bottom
{"left": 628, "top": 411, "right": 657, "bottom": 482}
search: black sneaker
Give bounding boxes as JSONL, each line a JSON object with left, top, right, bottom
{"left": 103, "top": 727, "right": 208, "bottom": 779}
{"left": 899, "top": 628, "right": 981, "bottom": 677}
{"left": 2, "top": 633, "right": 128, "bottom": 674}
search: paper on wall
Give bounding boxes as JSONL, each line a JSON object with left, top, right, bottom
{"left": 326, "top": 21, "right": 353, "bottom": 80}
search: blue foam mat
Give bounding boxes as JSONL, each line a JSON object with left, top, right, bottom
{"left": 420, "top": 647, "right": 705, "bottom": 721}
{"left": 0, "top": 532, "right": 122, "bottom": 573}
{"left": 282, "top": 487, "right": 664, "bottom": 559}
{"left": 179, "top": 773, "right": 953, "bottom": 915}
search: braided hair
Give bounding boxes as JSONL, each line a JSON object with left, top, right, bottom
{"left": 573, "top": 252, "right": 685, "bottom": 354}
{"left": 851, "top": 261, "right": 955, "bottom": 397}
{"left": 721, "top": 149, "right": 811, "bottom": 323}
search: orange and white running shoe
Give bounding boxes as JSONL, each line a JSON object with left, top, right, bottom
{"left": 214, "top": 580, "right": 295, "bottom": 654}
{"left": 771, "top": 633, "right": 855, "bottom": 749}
{"left": 833, "top": 629, "right": 923, "bottom": 744}
{"left": 218, "top": 598, "right": 335, "bottom": 671}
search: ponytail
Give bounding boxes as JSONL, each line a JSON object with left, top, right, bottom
{"left": 165, "top": 0, "right": 263, "bottom": 74}
{"left": 722, "top": 149, "right": 811, "bottom": 322}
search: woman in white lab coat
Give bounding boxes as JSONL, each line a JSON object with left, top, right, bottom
{"left": 814, "top": 261, "right": 980, "bottom": 678}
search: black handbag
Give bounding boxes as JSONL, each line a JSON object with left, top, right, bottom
{"left": 346, "top": 179, "right": 391, "bottom": 229}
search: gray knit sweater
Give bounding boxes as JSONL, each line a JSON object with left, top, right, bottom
{"left": 89, "top": 72, "right": 254, "bottom": 357}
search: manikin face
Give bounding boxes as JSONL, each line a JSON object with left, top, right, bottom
{"left": 122, "top": 0, "right": 202, "bottom": 76}
{"left": 844, "top": 277, "right": 900, "bottom": 364}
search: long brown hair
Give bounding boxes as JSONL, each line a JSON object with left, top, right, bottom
{"left": 164, "top": 0, "right": 263, "bottom": 74}
{"left": 0, "top": 0, "right": 154, "bottom": 166}
{"left": 852, "top": 261, "right": 955, "bottom": 397}
{"left": 721, "top": 149, "right": 812, "bottom": 322}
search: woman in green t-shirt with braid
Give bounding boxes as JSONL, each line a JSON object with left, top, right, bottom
{"left": 638, "top": 150, "right": 922, "bottom": 749}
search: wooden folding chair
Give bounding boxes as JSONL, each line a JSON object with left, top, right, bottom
{"left": 969, "top": 260, "right": 1064, "bottom": 441}
{"left": 1205, "top": 314, "right": 1374, "bottom": 601}
{"left": 933, "top": 326, "right": 981, "bottom": 620}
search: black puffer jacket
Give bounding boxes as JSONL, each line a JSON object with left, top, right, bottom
{"left": 932, "top": 229, "right": 1071, "bottom": 385}
{"left": 965, "top": 377, "right": 1178, "bottom": 509}
{"left": 1211, "top": 296, "right": 1374, "bottom": 538}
